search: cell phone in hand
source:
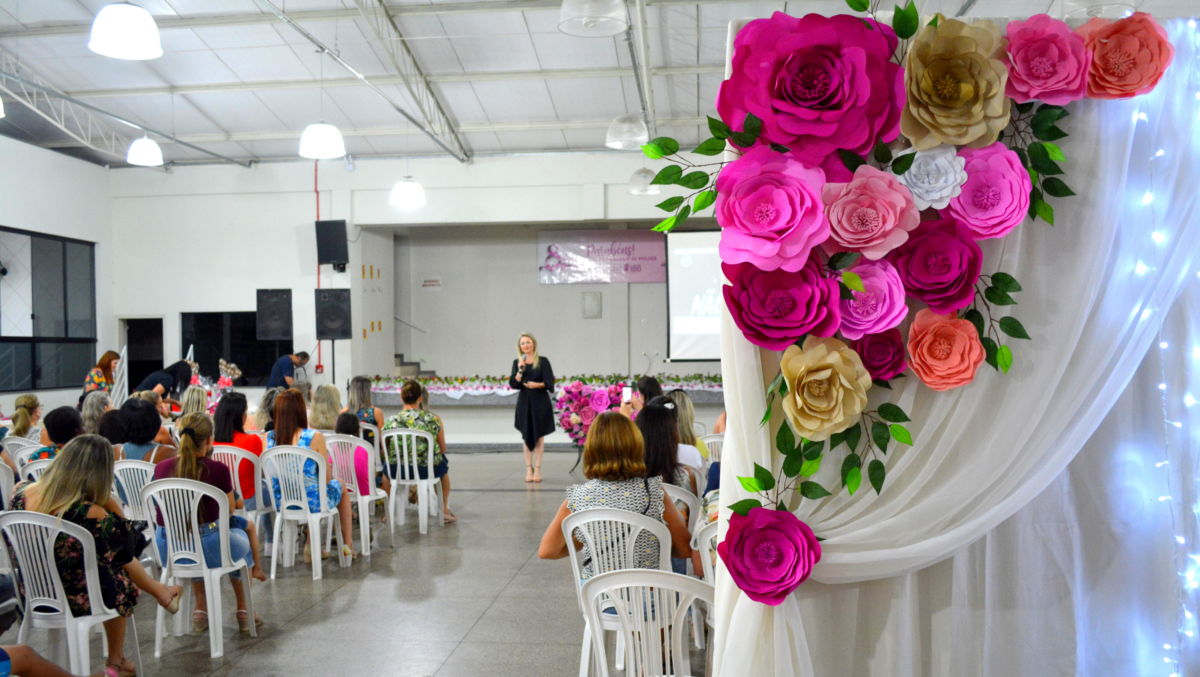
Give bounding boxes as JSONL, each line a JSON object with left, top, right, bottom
{"left": 622, "top": 386, "right": 633, "bottom": 403}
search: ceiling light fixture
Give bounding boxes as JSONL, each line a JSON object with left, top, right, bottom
{"left": 88, "top": 3, "right": 163, "bottom": 61}
{"left": 558, "top": 0, "right": 628, "bottom": 37}
{"left": 298, "top": 122, "right": 346, "bottom": 160}
{"left": 390, "top": 177, "right": 427, "bottom": 211}
{"left": 605, "top": 114, "right": 649, "bottom": 150}
{"left": 126, "top": 136, "right": 163, "bottom": 167}
{"left": 628, "top": 168, "right": 660, "bottom": 195}
{"left": 0, "top": 97, "right": 5, "bottom": 120}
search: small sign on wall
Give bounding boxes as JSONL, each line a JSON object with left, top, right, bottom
{"left": 421, "top": 277, "right": 443, "bottom": 291}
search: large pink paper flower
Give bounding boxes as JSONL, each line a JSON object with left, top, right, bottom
{"left": 850, "top": 329, "right": 908, "bottom": 381}
{"left": 945, "top": 143, "right": 1031, "bottom": 240}
{"left": 888, "top": 218, "right": 983, "bottom": 315}
{"left": 1003, "top": 14, "right": 1091, "bottom": 105}
{"left": 723, "top": 257, "right": 841, "bottom": 351}
{"left": 716, "top": 146, "right": 828, "bottom": 272}
{"left": 822, "top": 166, "right": 920, "bottom": 260}
{"left": 1077, "top": 12, "right": 1174, "bottom": 100}
{"left": 589, "top": 389, "right": 611, "bottom": 413}
{"left": 838, "top": 259, "right": 908, "bottom": 340}
{"left": 718, "top": 507, "right": 821, "bottom": 606}
{"left": 716, "top": 12, "right": 904, "bottom": 167}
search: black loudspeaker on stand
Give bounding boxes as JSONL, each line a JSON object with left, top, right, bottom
{"left": 256, "top": 289, "right": 293, "bottom": 341}
{"left": 315, "top": 288, "right": 352, "bottom": 385}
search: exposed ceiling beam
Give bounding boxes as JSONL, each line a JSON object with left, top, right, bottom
{"left": 63, "top": 65, "right": 724, "bottom": 99}
{"left": 40, "top": 117, "right": 708, "bottom": 149}
{"left": 0, "top": 0, "right": 774, "bottom": 39}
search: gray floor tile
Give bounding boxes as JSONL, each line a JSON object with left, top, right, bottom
{"left": 435, "top": 641, "right": 581, "bottom": 677}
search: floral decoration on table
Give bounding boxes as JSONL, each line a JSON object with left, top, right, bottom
{"left": 190, "top": 359, "right": 242, "bottom": 415}
{"left": 370, "top": 373, "right": 723, "bottom": 401}
{"left": 556, "top": 380, "right": 630, "bottom": 446}
{"left": 645, "top": 4, "right": 1174, "bottom": 605}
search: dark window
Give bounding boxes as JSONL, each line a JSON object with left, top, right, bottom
{"left": 0, "top": 226, "right": 97, "bottom": 392}
{"left": 181, "top": 312, "right": 290, "bottom": 386}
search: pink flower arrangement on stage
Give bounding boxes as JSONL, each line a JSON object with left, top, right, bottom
{"left": 555, "top": 380, "right": 626, "bottom": 446}
{"left": 637, "top": 2, "right": 1174, "bottom": 604}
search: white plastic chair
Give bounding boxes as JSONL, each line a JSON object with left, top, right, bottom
{"left": 141, "top": 478, "right": 258, "bottom": 658}
{"left": 0, "top": 511, "right": 144, "bottom": 676}
{"left": 562, "top": 508, "right": 672, "bottom": 677}
{"left": 663, "top": 483, "right": 700, "bottom": 536}
{"left": 692, "top": 521, "right": 719, "bottom": 584}
{"left": 359, "top": 421, "right": 381, "bottom": 458}
{"left": 1, "top": 436, "right": 38, "bottom": 460}
{"left": 699, "top": 433, "right": 723, "bottom": 463}
{"left": 325, "top": 433, "right": 387, "bottom": 556}
{"left": 21, "top": 459, "right": 51, "bottom": 483}
{"left": 13, "top": 445, "right": 44, "bottom": 469}
{"left": 210, "top": 446, "right": 262, "bottom": 523}
{"left": 260, "top": 446, "right": 347, "bottom": 580}
{"left": 113, "top": 460, "right": 155, "bottom": 522}
{"left": 0, "top": 465, "right": 14, "bottom": 509}
{"left": 581, "top": 569, "right": 714, "bottom": 677}
{"left": 380, "top": 429, "right": 443, "bottom": 536}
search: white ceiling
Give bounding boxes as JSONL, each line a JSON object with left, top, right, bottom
{"left": 0, "top": 0, "right": 1196, "bottom": 166}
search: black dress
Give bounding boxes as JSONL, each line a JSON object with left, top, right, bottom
{"left": 510, "top": 357, "right": 556, "bottom": 449}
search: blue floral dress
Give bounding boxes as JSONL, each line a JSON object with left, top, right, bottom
{"left": 266, "top": 429, "right": 343, "bottom": 512}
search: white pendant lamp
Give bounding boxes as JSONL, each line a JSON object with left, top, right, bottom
{"left": 390, "top": 178, "right": 427, "bottom": 211}
{"left": 88, "top": 3, "right": 163, "bottom": 61}
{"left": 628, "top": 168, "right": 660, "bottom": 195}
{"left": 559, "top": 0, "right": 628, "bottom": 37}
{"left": 0, "top": 97, "right": 5, "bottom": 119}
{"left": 298, "top": 122, "right": 346, "bottom": 160}
{"left": 126, "top": 136, "right": 163, "bottom": 167}
{"left": 605, "top": 114, "right": 649, "bottom": 150}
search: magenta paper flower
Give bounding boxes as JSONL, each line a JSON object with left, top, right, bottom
{"left": 888, "top": 218, "right": 983, "bottom": 314}
{"left": 945, "top": 143, "right": 1031, "bottom": 240}
{"left": 839, "top": 259, "right": 908, "bottom": 340}
{"left": 718, "top": 507, "right": 821, "bottom": 606}
{"left": 717, "top": 12, "right": 904, "bottom": 168}
{"left": 1003, "top": 14, "right": 1091, "bottom": 105}
{"left": 822, "top": 165, "right": 920, "bottom": 260}
{"left": 850, "top": 329, "right": 908, "bottom": 381}
{"left": 589, "top": 389, "right": 611, "bottom": 413}
{"left": 723, "top": 257, "right": 841, "bottom": 351}
{"left": 580, "top": 406, "right": 597, "bottom": 426}
{"left": 716, "top": 147, "right": 828, "bottom": 272}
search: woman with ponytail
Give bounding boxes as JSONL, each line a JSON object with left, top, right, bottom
{"left": 10, "top": 394, "right": 42, "bottom": 440}
{"left": 152, "top": 413, "right": 268, "bottom": 634}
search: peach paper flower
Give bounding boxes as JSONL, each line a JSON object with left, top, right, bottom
{"left": 1076, "top": 12, "right": 1174, "bottom": 100}
{"left": 906, "top": 309, "right": 985, "bottom": 391}
{"left": 822, "top": 166, "right": 921, "bottom": 260}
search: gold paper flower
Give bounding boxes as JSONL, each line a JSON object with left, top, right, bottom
{"left": 901, "top": 18, "right": 1011, "bottom": 151}
{"left": 780, "top": 336, "right": 872, "bottom": 442}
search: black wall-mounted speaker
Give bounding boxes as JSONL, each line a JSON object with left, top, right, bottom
{"left": 315, "top": 288, "right": 352, "bottom": 341}
{"left": 255, "top": 289, "right": 293, "bottom": 341}
{"left": 316, "top": 220, "right": 349, "bottom": 272}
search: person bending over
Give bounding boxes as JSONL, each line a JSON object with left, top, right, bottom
{"left": 265, "top": 352, "right": 309, "bottom": 389}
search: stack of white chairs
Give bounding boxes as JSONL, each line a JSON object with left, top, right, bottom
{"left": 260, "top": 445, "right": 348, "bottom": 579}
{"left": 379, "top": 429, "right": 443, "bottom": 536}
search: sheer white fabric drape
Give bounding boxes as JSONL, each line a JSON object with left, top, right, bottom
{"left": 714, "top": 19, "right": 1200, "bottom": 676}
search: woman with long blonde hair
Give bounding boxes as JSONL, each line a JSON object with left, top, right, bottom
{"left": 10, "top": 394, "right": 41, "bottom": 440}
{"left": 309, "top": 384, "right": 342, "bottom": 431}
{"left": 179, "top": 385, "right": 209, "bottom": 419}
{"left": 508, "top": 332, "right": 556, "bottom": 483}
{"left": 11, "top": 435, "right": 182, "bottom": 676}
{"left": 666, "top": 388, "right": 709, "bottom": 459}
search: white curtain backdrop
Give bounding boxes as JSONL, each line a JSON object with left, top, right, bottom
{"left": 714, "top": 19, "right": 1200, "bottom": 676}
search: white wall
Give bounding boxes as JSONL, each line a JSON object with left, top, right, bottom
{"left": 0, "top": 135, "right": 112, "bottom": 409}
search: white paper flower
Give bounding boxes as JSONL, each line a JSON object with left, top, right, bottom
{"left": 895, "top": 145, "right": 968, "bottom": 210}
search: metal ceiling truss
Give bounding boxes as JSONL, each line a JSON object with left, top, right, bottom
{"left": 349, "top": 0, "right": 470, "bottom": 162}
{"left": 254, "top": 0, "right": 470, "bottom": 163}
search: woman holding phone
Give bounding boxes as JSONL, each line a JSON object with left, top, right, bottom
{"left": 509, "top": 333, "right": 556, "bottom": 483}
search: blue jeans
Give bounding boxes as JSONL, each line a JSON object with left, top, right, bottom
{"left": 155, "top": 516, "right": 253, "bottom": 579}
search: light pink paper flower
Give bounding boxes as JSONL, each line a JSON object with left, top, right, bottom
{"left": 1003, "top": 14, "right": 1091, "bottom": 105}
{"left": 822, "top": 166, "right": 920, "bottom": 260}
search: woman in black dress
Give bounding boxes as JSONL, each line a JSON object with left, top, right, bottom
{"left": 510, "top": 333, "right": 555, "bottom": 483}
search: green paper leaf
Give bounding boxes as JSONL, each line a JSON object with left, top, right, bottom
{"left": 844, "top": 423, "right": 862, "bottom": 453}
{"left": 841, "top": 453, "right": 862, "bottom": 486}
{"left": 828, "top": 251, "right": 861, "bottom": 270}
{"left": 891, "top": 152, "right": 916, "bottom": 175}
{"left": 982, "top": 336, "right": 999, "bottom": 369}
{"left": 1042, "top": 177, "right": 1076, "bottom": 197}
{"left": 654, "top": 196, "right": 684, "bottom": 212}
{"left": 892, "top": 0, "right": 919, "bottom": 40}
{"left": 737, "top": 475, "right": 763, "bottom": 493}
{"left": 1027, "top": 143, "right": 1064, "bottom": 175}
{"left": 803, "top": 440, "right": 824, "bottom": 461}
{"left": 1014, "top": 146, "right": 1030, "bottom": 169}
{"left": 776, "top": 422, "right": 797, "bottom": 456}
{"left": 1043, "top": 141, "right": 1066, "bottom": 162}
{"left": 800, "top": 481, "right": 832, "bottom": 499}
{"left": 1033, "top": 124, "right": 1068, "bottom": 142}
{"left": 845, "top": 0, "right": 869, "bottom": 11}
{"left": 679, "top": 171, "right": 709, "bottom": 190}
{"left": 999, "top": 316, "right": 1031, "bottom": 340}
{"left": 641, "top": 143, "right": 666, "bottom": 160}
{"left": 927, "top": 14, "right": 939, "bottom": 26}
{"left": 829, "top": 430, "right": 845, "bottom": 451}
{"left": 769, "top": 143, "right": 791, "bottom": 153}
{"left": 777, "top": 501, "right": 787, "bottom": 511}
{"left": 964, "top": 308, "right": 986, "bottom": 337}
{"left": 743, "top": 113, "right": 763, "bottom": 140}
{"left": 730, "top": 132, "right": 756, "bottom": 147}
{"left": 997, "top": 344, "right": 1014, "bottom": 374}
{"left": 754, "top": 462, "right": 776, "bottom": 492}
{"left": 839, "top": 282, "right": 855, "bottom": 300}
{"left": 799, "top": 455, "right": 822, "bottom": 477}
{"left": 868, "top": 459, "right": 886, "bottom": 494}
{"left": 707, "top": 116, "right": 731, "bottom": 140}
{"left": 693, "top": 137, "right": 727, "bottom": 156}
{"left": 728, "top": 499, "right": 762, "bottom": 516}
{"left": 652, "top": 215, "right": 676, "bottom": 232}
{"left": 873, "top": 142, "right": 893, "bottom": 164}
{"left": 692, "top": 190, "right": 717, "bottom": 212}
{"left": 782, "top": 453, "right": 806, "bottom": 478}
{"left": 1015, "top": 101, "right": 1036, "bottom": 114}
{"left": 651, "top": 165, "right": 683, "bottom": 185}
{"left": 842, "top": 271, "right": 866, "bottom": 292}
{"left": 871, "top": 421, "right": 891, "bottom": 454}
{"left": 989, "top": 272, "right": 1022, "bottom": 292}
{"left": 1035, "top": 198, "right": 1055, "bottom": 225}
{"left": 984, "top": 286, "right": 1017, "bottom": 306}
{"left": 889, "top": 423, "right": 913, "bottom": 446}
{"left": 877, "top": 402, "right": 910, "bottom": 423}
{"left": 873, "top": 378, "right": 893, "bottom": 389}
{"left": 649, "top": 137, "right": 679, "bottom": 156}
{"left": 845, "top": 466, "right": 863, "bottom": 495}
{"left": 838, "top": 149, "right": 866, "bottom": 173}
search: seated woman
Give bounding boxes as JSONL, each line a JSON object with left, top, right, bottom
{"left": 264, "top": 390, "right": 356, "bottom": 559}
{"left": 666, "top": 388, "right": 709, "bottom": 460}
{"left": 81, "top": 390, "right": 112, "bottom": 435}
{"left": 10, "top": 393, "right": 42, "bottom": 441}
{"left": 132, "top": 391, "right": 176, "bottom": 446}
{"left": 344, "top": 375, "right": 384, "bottom": 450}
{"left": 382, "top": 380, "right": 455, "bottom": 524}
{"left": 250, "top": 388, "right": 282, "bottom": 434}
{"left": 309, "top": 384, "right": 341, "bottom": 431}
{"left": 538, "top": 412, "right": 692, "bottom": 576}
{"left": 212, "top": 392, "right": 264, "bottom": 511}
{"left": 117, "top": 399, "right": 176, "bottom": 463}
{"left": 10, "top": 435, "right": 182, "bottom": 677}
{"left": 334, "top": 413, "right": 375, "bottom": 498}
{"left": 32, "top": 407, "right": 84, "bottom": 461}
{"left": 646, "top": 396, "right": 703, "bottom": 471}
{"left": 97, "top": 410, "right": 126, "bottom": 449}
{"left": 152, "top": 413, "right": 267, "bottom": 633}
{"left": 636, "top": 398, "right": 696, "bottom": 494}
{"left": 178, "top": 386, "right": 209, "bottom": 419}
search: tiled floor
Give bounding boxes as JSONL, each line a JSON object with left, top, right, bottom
{"left": 3, "top": 451, "right": 592, "bottom": 676}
